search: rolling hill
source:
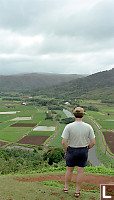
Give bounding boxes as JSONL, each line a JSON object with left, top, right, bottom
{"left": 36, "top": 68, "right": 114, "bottom": 102}
{"left": 0, "top": 73, "right": 84, "bottom": 91}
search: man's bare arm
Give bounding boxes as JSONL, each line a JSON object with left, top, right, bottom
{"left": 88, "top": 138, "right": 95, "bottom": 149}
{"left": 62, "top": 138, "right": 67, "bottom": 152}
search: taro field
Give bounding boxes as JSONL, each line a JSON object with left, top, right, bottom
{"left": 0, "top": 101, "right": 57, "bottom": 148}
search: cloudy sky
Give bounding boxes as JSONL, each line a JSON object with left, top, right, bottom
{"left": 0, "top": 0, "right": 114, "bottom": 75}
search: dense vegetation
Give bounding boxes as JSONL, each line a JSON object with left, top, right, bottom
{"left": 0, "top": 148, "right": 43, "bottom": 175}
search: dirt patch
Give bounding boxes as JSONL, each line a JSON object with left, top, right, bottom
{"left": 18, "top": 135, "right": 49, "bottom": 145}
{"left": 103, "top": 132, "right": 114, "bottom": 154}
{"left": 16, "top": 174, "right": 114, "bottom": 189}
{"left": 0, "top": 122, "right": 2, "bottom": 123}
{"left": 0, "top": 141, "right": 7, "bottom": 147}
{"left": 10, "top": 123, "right": 37, "bottom": 127}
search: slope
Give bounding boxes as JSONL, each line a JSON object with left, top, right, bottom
{"left": 36, "top": 68, "right": 114, "bottom": 101}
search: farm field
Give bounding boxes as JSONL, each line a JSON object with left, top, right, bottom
{"left": 0, "top": 98, "right": 114, "bottom": 165}
{"left": 96, "top": 120, "right": 114, "bottom": 129}
{"left": 0, "top": 101, "right": 57, "bottom": 147}
{"left": 17, "top": 135, "right": 49, "bottom": 146}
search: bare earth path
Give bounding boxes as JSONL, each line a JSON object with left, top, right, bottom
{"left": 16, "top": 173, "right": 114, "bottom": 187}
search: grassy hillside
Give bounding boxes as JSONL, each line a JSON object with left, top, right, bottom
{"left": 0, "top": 73, "right": 84, "bottom": 91}
{"left": 0, "top": 168, "right": 113, "bottom": 200}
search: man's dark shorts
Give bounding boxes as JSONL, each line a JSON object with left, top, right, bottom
{"left": 65, "top": 146, "right": 88, "bottom": 167}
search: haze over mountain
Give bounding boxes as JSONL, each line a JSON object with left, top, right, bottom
{"left": 0, "top": 73, "right": 84, "bottom": 91}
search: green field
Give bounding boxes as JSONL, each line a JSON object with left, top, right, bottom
{"left": 39, "top": 120, "right": 56, "bottom": 126}
{"left": 49, "top": 123, "right": 65, "bottom": 148}
{"left": 96, "top": 120, "right": 114, "bottom": 130}
{"left": 29, "top": 131, "right": 53, "bottom": 136}
{"left": 86, "top": 110, "right": 114, "bottom": 120}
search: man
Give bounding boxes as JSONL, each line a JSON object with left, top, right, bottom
{"left": 61, "top": 107, "right": 95, "bottom": 197}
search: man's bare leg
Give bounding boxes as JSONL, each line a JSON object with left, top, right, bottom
{"left": 64, "top": 167, "right": 74, "bottom": 190}
{"left": 75, "top": 167, "right": 84, "bottom": 193}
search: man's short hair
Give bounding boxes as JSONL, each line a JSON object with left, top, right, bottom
{"left": 73, "top": 107, "right": 84, "bottom": 118}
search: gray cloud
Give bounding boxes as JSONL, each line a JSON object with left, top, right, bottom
{"left": 0, "top": 0, "right": 114, "bottom": 75}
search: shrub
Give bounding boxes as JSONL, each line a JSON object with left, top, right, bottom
{"left": 43, "top": 147, "right": 65, "bottom": 165}
{"left": 60, "top": 117, "right": 74, "bottom": 124}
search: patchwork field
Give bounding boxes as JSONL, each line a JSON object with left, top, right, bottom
{"left": 0, "top": 102, "right": 57, "bottom": 147}
{"left": 0, "top": 99, "right": 114, "bottom": 161}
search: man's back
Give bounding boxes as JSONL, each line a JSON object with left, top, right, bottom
{"left": 62, "top": 121, "right": 95, "bottom": 148}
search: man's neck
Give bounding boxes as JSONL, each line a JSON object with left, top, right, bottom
{"left": 75, "top": 118, "right": 82, "bottom": 122}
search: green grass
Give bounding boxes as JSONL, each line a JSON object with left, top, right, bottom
{"left": 0, "top": 131, "right": 25, "bottom": 142}
{"left": 32, "top": 112, "right": 46, "bottom": 122}
{"left": 29, "top": 131, "right": 53, "bottom": 136}
{"left": 39, "top": 120, "right": 56, "bottom": 126}
{"left": 0, "top": 127, "right": 32, "bottom": 142}
{"left": 0, "top": 121, "right": 15, "bottom": 130}
{"left": 49, "top": 123, "right": 65, "bottom": 148}
{"left": 0, "top": 172, "right": 100, "bottom": 200}
{"left": 0, "top": 114, "right": 16, "bottom": 122}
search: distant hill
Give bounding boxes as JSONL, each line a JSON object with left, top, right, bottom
{"left": 0, "top": 73, "right": 84, "bottom": 91}
{"left": 36, "top": 68, "right": 114, "bottom": 102}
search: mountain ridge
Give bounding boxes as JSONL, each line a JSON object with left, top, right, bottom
{"left": 35, "top": 68, "right": 114, "bottom": 101}
{"left": 0, "top": 73, "right": 84, "bottom": 91}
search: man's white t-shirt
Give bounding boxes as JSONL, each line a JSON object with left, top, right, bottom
{"left": 61, "top": 121, "right": 95, "bottom": 148}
